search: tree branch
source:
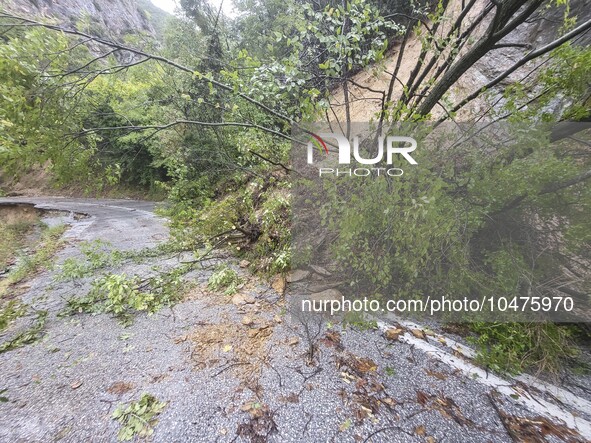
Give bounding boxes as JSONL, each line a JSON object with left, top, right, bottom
{"left": 492, "top": 169, "right": 591, "bottom": 215}
{"left": 415, "top": 0, "right": 546, "bottom": 117}
{"left": 70, "top": 120, "right": 294, "bottom": 142}
{"left": 0, "top": 12, "right": 294, "bottom": 125}
{"left": 443, "top": 18, "right": 591, "bottom": 119}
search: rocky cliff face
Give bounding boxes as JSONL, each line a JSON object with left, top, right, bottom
{"left": 330, "top": 0, "right": 590, "bottom": 122}
{"left": 0, "top": 0, "right": 170, "bottom": 40}
{"left": 446, "top": 0, "right": 591, "bottom": 118}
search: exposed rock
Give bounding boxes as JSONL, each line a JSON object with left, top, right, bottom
{"left": 310, "top": 265, "right": 331, "bottom": 276}
{"left": 411, "top": 329, "right": 428, "bottom": 341}
{"left": 3, "top": 0, "right": 171, "bottom": 41}
{"left": 384, "top": 327, "right": 403, "bottom": 341}
{"left": 309, "top": 288, "right": 343, "bottom": 303}
{"left": 232, "top": 293, "right": 255, "bottom": 306}
{"left": 271, "top": 275, "right": 286, "bottom": 295}
{"left": 306, "top": 281, "right": 345, "bottom": 293}
{"left": 328, "top": 0, "right": 591, "bottom": 123}
{"left": 286, "top": 269, "right": 310, "bottom": 282}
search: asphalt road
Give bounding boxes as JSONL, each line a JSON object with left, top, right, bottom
{"left": 0, "top": 197, "right": 589, "bottom": 443}
{"left": 0, "top": 197, "right": 168, "bottom": 250}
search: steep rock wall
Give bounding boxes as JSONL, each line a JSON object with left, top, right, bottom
{"left": 0, "top": 0, "right": 170, "bottom": 39}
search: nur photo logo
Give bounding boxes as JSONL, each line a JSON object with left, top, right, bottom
{"left": 306, "top": 131, "right": 418, "bottom": 177}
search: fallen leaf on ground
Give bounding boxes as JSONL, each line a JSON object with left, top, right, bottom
{"left": 340, "top": 372, "right": 356, "bottom": 383}
{"left": 336, "top": 353, "right": 379, "bottom": 379}
{"left": 241, "top": 401, "right": 261, "bottom": 414}
{"left": 414, "top": 425, "right": 426, "bottom": 436}
{"left": 411, "top": 329, "right": 428, "bottom": 340}
{"left": 381, "top": 397, "right": 397, "bottom": 407}
{"left": 417, "top": 390, "right": 429, "bottom": 405}
{"left": 339, "top": 418, "right": 352, "bottom": 432}
{"left": 355, "top": 357, "right": 378, "bottom": 373}
{"left": 319, "top": 330, "right": 343, "bottom": 350}
{"left": 384, "top": 328, "right": 403, "bottom": 341}
{"left": 106, "top": 382, "right": 134, "bottom": 395}
{"left": 491, "top": 396, "right": 583, "bottom": 443}
{"left": 236, "top": 403, "right": 277, "bottom": 441}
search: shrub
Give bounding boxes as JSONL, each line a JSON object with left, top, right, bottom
{"left": 469, "top": 322, "right": 579, "bottom": 374}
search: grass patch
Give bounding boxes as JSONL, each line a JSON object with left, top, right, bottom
{"left": 469, "top": 322, "right": 579, "bottom": 374}
{"left": 0, "top": 223, "right": 67, "bottom": 297}
{"left": 0, "top": 219, "right": 39, "bottom": 272}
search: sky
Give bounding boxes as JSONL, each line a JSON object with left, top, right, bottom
{"left": 150, "top": 0, "right": 237, "bottom": 17}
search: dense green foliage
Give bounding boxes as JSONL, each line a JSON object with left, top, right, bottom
{"left": 0, "top": 29, "right": 92, "bottom": 183}
{"left": 0, "top": 223, "right": 67, "bottom": 297}
{"left": 0, "top": 27, "right": 170, "bottom": 191}
{"left": 322, "top": 123, "right": 590, "bottom": 303}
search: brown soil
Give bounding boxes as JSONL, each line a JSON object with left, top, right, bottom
{"left": 0, "top": 204, "right": 43, "bottom": 225}
{"left": 1, "top": 163, "right": 164, "bottom": 201}
{"left": 182, "top": 280, "right": 279, "bottom": 389}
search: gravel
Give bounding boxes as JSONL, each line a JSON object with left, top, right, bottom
{"left": 0, "top": 197, "right": 586, "bottom": 443}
